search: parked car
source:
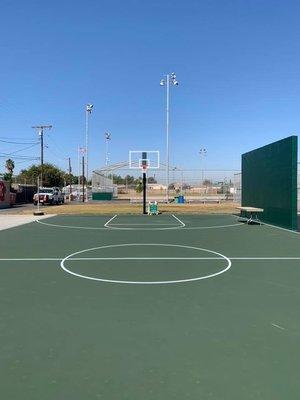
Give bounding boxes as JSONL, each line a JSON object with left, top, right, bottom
{"left": 33, "top": 187, "right": 64, "bottom": 205}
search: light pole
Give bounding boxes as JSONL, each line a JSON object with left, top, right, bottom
{"left": 85, "top": 103, "right": 93, "bottom": 201}
{"left": 104, "top": 132, "right": 111, "bottom": 191}
{"left": 104, "top": 132, "right": 111, "bottom": 167}
{"left": 160, "top": 72, "right": 179, "bottom": 202}
{"left": 199, "top": 148, "right": 207, "bottom": 185}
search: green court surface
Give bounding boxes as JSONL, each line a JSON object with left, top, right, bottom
{"left": 1, "top": 214, "right": 300, "bottom": 399}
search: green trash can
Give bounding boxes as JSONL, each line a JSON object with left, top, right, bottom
{"left": 148, "top": 201, "right": 158, "bottom": 215}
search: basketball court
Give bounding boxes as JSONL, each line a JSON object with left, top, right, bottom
{"left": 1, "top": 213, "right": 300, "bottom": 399}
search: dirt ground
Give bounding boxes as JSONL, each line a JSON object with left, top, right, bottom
{"left": 6, "top": 201, "right": 238, "bottom": 215}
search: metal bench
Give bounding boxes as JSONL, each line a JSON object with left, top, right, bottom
{"left": 237, "top": 206, "right": 264, "bottom": 225}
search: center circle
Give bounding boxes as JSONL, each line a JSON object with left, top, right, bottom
{"left": 60, "top": 244, "right": 231, "bottom": 285}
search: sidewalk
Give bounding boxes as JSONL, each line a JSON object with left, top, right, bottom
{"left": 0, "top": 214, "right": 54, "bottom": 231}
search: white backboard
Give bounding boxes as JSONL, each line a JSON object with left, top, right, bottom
{"left": 129, "top": 151, "right": 160, "bottom": 170}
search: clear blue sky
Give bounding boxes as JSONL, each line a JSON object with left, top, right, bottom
{"left": 1, "top": 0, "right": 300, "bottom": 175}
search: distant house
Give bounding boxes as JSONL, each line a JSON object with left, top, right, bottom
{"left": 189, "top": 186, "right": 218, "bottom": 194}
{"left": 148, "top": 183, "right": 166, "bottom": 190}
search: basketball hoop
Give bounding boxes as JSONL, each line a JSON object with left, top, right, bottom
{"left": 129, "top": 150, "right": 160, "bottom": 170}
{"left": 128, "top": 150, "right": 160, "bottom": 215}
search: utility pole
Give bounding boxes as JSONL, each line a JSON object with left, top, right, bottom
{"left": 68, "top": 157, "right": 72, "bottom": 201}
{"left": 32, "top": 125, "right": 52, "bottom": 187}
{"left": 77, "top": 145, "right": 80, "bottom": 193}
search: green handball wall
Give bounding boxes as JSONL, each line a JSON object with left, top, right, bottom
{"left": 242, "top": 136, "right": 298, "bottom": 230}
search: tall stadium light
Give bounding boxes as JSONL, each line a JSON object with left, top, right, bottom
{"left": 160, "top": 72, "right": 179, "bottom": 202}
{"left": 85, "top": 103, "right": 93, "bottom": 202}
{"left": 104, "top": 132, "right": 111, "bottom": 166}
{"left": 199, "top": 148, "right": 207, "bottom": 184}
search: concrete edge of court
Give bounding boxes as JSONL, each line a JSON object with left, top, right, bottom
{"left": 0, "top": 214, "right": 56, "bottom": 231}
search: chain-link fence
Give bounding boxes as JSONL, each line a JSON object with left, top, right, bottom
{"left": 92, "top": 165, "right": 240, "bottom": 203}
{"left": 233, "top": 173, "right": 241, "bottom": 204}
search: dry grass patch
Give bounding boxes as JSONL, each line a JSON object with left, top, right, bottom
{"left": 15, "top": 201, "right": 238, "bottom": 215}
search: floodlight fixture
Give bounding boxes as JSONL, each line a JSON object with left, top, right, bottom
{"left": 86, "top": 104, "right": 94, "bottom": 113}
{"left": 84, "top": 103, "right": 94, "bottom": 201}
{"left": 160, "top": 72, "right": 180, "bottom": 202}
{"left": 199, "top": 148, "right": 207, "bottom": 157}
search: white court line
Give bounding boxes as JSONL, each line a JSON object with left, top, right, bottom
{"left": 0, "top": 258, "right": 61, "bottom": 261}
{"left": 231, "top": 212, "right": 300, "bottom": 236}
{"left": 105, "top": 214, "right": 184, "bottom": 230}
{"left": 104, "top": 215, "right": 117, "bottom": 227}
{"left": 108, "top": 223, "right": 178, "bottom": 226}
{"left": 68, "top": 257, "right": 222, "bottom": 260}
{"left": 229, "top": 257, "right": 300, "bottom": 260}
{"left": 172, "top": 214, "right": 186, "bottom": 227}
{"left": 60, "top": 243, "right": 232, "bottom": 285}
{"left": 263, "top": 222, "right": 300, "bottom": 236}
{"left": 181, "top": 222, "right": 243, "bottom": 230}
{"left": 1, "top": 256, "right": 300, "bottom": 261}
{"left": 36, "top": 219, "right": 108, "bottom": 230}
{"left": 36, "top": 218, "right": 243, "bottom": 231}
{"left": 271, "top": 323, "right": 285, "bottom": 330}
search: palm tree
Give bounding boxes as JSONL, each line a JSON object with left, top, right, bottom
{"left": 5, "top": 159, "right": 15, "bottom": 174}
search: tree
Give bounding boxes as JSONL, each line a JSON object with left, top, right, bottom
{"left": 16, "top": 163, "right": 65, "bottom": 187}
{"left": 182, "top": 183, "right": 190, "bottom": 190}
{"left": 124, "top": 175, "right": 135, "bottom": 185}
{"left": 135, "top": 179, "right": 143, "bottom": 193}
{"left": 5, "top": 159, "right": 15, "bottom": 174}
{"left": 203, "top": 179, "right": 212, "bottom": 187}
{"left": 64, "top": 172, "right": 79, "bottom": 186}
{"left": 70, "top": 175, "right": 79, "bottom": 184}
{"left": 3, "top": 172, "right": 12, "bottom": 183}
{"left": 3, "top": 159, "right": 15, "bottom": 184}
{"left": 148, "top": 176, "right": 157, "bottom": 184}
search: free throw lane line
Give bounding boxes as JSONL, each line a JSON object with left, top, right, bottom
{"left": 172, "top": 214, "right": 186, "bottom": 227}
{"left": 104, "top": 214, "right": 118, "bottom": 227}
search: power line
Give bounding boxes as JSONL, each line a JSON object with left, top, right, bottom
{"left": 44, "top": 135, "right": 68, "bottom": 160}
{"left": 0, "top": 135, "right": 36, "bottom": 140}
{"left": 46, "top": 147, "right": 68, "bottom": 161}
{"left": 13, "top": 159, "right": 39, "bottom": 165}
{"left": 0, "top": 139, "right": 38, "bottom": 145}
{"left": 1, "top": 143, "right": 39, "bottom": 156}
{"left": 0, "top": 154, "right": 39, "bottom": 159}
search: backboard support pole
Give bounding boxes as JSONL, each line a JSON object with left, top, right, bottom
{"left": 142, "top": 152, "right": 147, "bottom": 214}
{"left": 143, "top": 171, "right": 147, "bottom": 214}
